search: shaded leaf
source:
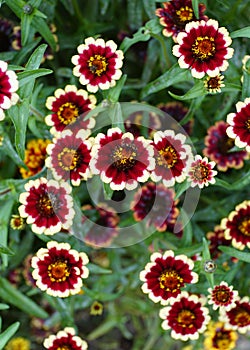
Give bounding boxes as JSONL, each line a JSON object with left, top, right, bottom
{"left": 18, "top": 68, "right": 53, "bottom": 88}
{"left": 231, "top": 26, "right": 250, "bottom": 39}
{"left": 219, "top": 246, "right": 250, "bottom": 263}
{"left": 120, "top": 27, "right": 151, "bottom": 53}
{"left": 169, "top": 81, "right": 207, "bottom": 100}
{"left": 192, "top": 0, "right": 199, "bottom": 18}
{"left": 0, "top": 244, "right": 15, "bottom": 256}
{"left": 0, "top": 322, "right": 20, "bottom": 350}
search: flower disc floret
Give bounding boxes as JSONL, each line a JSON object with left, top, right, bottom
{"left": 90, "top": 127, "right": 155, "bottom": 191}
{"left": 151, "top": 130, "right": 192, "bottom": 187}
{"left": 187, "top": 155, "right": 217, "bottom": 188}
{"left": 18, "top": 177, "right": 75, "bottom": 235}
{"left": 204, "top": 321, "right": 238, "bottom": 350}
{"left": 219, "top": 297, "right": 250, "bottom": 334}
{"left": 220, "top": 200, "right": 250, "bottom": 250}
{"left": 44, "top": 327, "right": 88, "bottom": 349}
{"left": 72, "top": 37, "right": 124, "bottom": 93}
{"left": 140, "top": 250, "right": 198, "bottom": 305}
{"left": 173, "top": 19, "right": 234, "bottom": 79}
{"left": 204, "top": 121, "right": 248, "bottom": 172}
{"left": 208, "top": 282, "right": 239, "bottom": 311}
{"left": 0, "top": 60, "right": 19, "bottom": 121}
{"left": 46, "top": 130, "right": 93, "bottom": 186}
{"left": 159, "top": 291, "right": 210, "bottom": 341}
{"left": 226, "top": 97, "right": 250, "bottom": 152}
{"left": 32, "top": 242, "right": 89, "bottom": 298}
{"left": 45, "top": 85, "right": 96, "bottom": 136}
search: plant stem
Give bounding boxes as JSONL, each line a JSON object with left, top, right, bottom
{"left": 151, "top": 33, "right": 171, "bottom": 69}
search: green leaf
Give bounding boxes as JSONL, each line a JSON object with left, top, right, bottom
{"left": 174, "top": 180, "right": 191, "bottom": 199}
{"left": 174, "top": 243, "right": 203, "bottom": 256}
{"left": 103, "top": 183, "right": 113, "bottom": 200}
{"left": 143, "top": 0, "right": 156, "bottom": 18}
{"left": 0, "top": 304, "right": 9, "bottom": 311}
{"left": 0, "top": 199, "right": 15, "bottom": 267}
{"left": 231, "top": 26, "right": 250, "bottom": 39}
{"left": 242, "top": 70, "right": 250, "bottom": 100}
{"left": 87, "top": 318, "right": 117, "bottom": 340}
{"left": 5, "top": 0, "right": 24, "bottom": 18}
{"left": 219, "top": 246, "right": 250, "bottom": 263}
{"left": 0, "top": 244, "right": 15, "bottom": 256}
{"left": 0, "top": 52, "right": 16, "bottom": 61}
{"left": 0, "top": 132, "right": 26, "bottom": 167}
{"left": 120, "top": 27, "right": 151, "bottom": 53}
{"left": 107, "top": 75, "right": 127, "bottom": 103}
{"left": 32, "top": 16, "right": 57, "bottom": 51}
{"left": 88, "top": 263, "right": 112, "bottom": 275}
{"left": 109, "top": 102, "right": 125, "bottom": 130}
{"left": 145, "top": 18, "right": 162, "bottom": 34}
{"left": 8, "top": 98, "right": 30, "bottom": 160}
{"left": 169, "top": 81, "right": 207, "bottom": 100}
{"left": 192, "top": 0, "right": 199, "bottom": 18}
{"left": 0, "top": 277, "right": 49, "bottom": 318}
{"left": 127, "top": 0, "right": 143, "bottom": 31}
{"left": 18, "top": 68, "right": 53, "bottom": 88}
{"left": 21, "top": 12, "right": 33, "bottom": 46}
{"left": 215, "top": 172, "right": 250, "bottom": 190}
{"left": 0, "top": 322, "right": 20, "bottom": 350}
{"left": 140, "top": 64, "right": 191, "bottom": 98}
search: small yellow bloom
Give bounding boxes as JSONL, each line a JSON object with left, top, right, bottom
{"left": 10, "top": 215, "right": 25, "bottom": 230}
{"left": 204, "top": 321, "right": 238, "bottom": 350}
{"left": 90, "top": 301, "right": 103, "bottom": 316}
{"left": 5, "top": 337, "right": 30, "bottom": 350}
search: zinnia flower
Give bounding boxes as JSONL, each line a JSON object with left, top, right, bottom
{"left": 159, "top": 291, "right": 210, "bottom": 340}
{"left": 46, "top": 130, "right": 93, "bottom": 186}
{"left": 0, "top": 60, "right": 19, "bottom": 121}
{"left": 90, "top": 301, "right": 103, "bottom": 315}
{"left": 219, "top": 296, "right": 250, "bottom": 334}
{"left": 204, "top": 321, "right": 238, "bottom": 350}
{"left": 140, "top": 250, "right": 198, "bottom": 304}
{"left": 90, "top": 127, "right": 155, "bottom": 191}
{"left": 31, "top": 241, "right": 89, "bottom": 298}
{"left": 208, "top": 281, "right": 239, "bottom": 311}
{"left": 203, "top": 121, "right": 249, "bottom": 172}
{"left": 19, "top": 139, "right": 51, "bottom": 179}
{"left": 155, "top": 0, "right": 207, "bottom": 41}
{"left": 44, "top": 327, "right": 88, "bottom": 349}
{"left": 220, "top": 200, "right": 250, "bottom": 250}
{"left": 72, "top": 37, "right": 124, "bottom": 93}
{"left": 226, "top": 97, "right": 250, "bottom": 152}
{"left": 187, "top": 155, "right": 217, "bottom": 188}
{"left": 204, "top": 74, "right": 225, "bottom": 93}
{"left": 10, "top": 214, "right": 25, "bottom": 230}
{"left": 172, "top": 19, "right": 234, "bottom": 79}
{"left": 151, "top": 130, "right": 192, "bottom": 187}
{"left": 82, "top": 203, "right": 119, "bottom": 248}
{"left": 131, "top": 182, "right": 179, "bottom": 232}
{"left": 45, "top": 84, "right": 96, "bottom": 135}
{"left": 18, "top": 177, "right": 75, "bottom": 235}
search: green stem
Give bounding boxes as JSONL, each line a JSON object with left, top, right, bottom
{"left": 29, "top": 105, "right": 44, "bottom": 120}
{"left": 72, "top": 0, "right": 83, "bottom": 23}
{"left": 151, "top": 33, "right": 171, "bottom": 69}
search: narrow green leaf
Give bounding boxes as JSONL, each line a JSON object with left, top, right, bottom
{"left": 202, "top": 237, "right": 211, "bottom": 261}
{"left": 99, "top": 0, "right": 111, "bottom": 15}
{"left": 169, "top": 81, "right": 207, "bottom": 100}
{"left": 108, "top": 75, "right": 127, "bottom": 103}
{"left": 219, "top": 246, "right": 250, "bottom": 263}
{"left": 175, "top": 243, "right": 203, "bottom": 257}
{"left": 0, "top": 322, "right": 20, "bottom": 350}
{"left": 109, "top": 102, "right": 125, "bottom": 130}
{"left": 0, "top": 52, "right": 16, "bottom": 61}
{"left": 192, "top": 0, "right": 199, "bottom": 18}
{"left": 5, "top": 0, "right": 24, "bottom": 18}
{"left": 0, "top": 132, "right": 26, "bottom": 167}
{"left": 145, "top": 18, "right": 162, "bottom": 34}
{"left": 21, "top": 13, "right": 33, "bottom": 46}
{"left": 0, "top": 304, "right": 9, "bottom": 311}
{"left": 215, "top": 172, "right": 250, "bottom": 190}
{"left": 0, "top": 244, "right": 15, "bottom": 256}
{"left": 87, "top": 318, "right": 117, "bottom": 340}
{"left": 143, "top": 0, "right": 156, "bottom": 18}
{"left": 0, "top": 277, "right": 49, "bottom": 318}
{"left": 18, "top": 68, "right": 53, "bottom": 87}
{"left": 0, "top": 199, "right": 15, "bottom": 267}
{"left": 120, "top": 27, "right": 151, "bottom": 53}
{"left": 103, "top": 183, "right": 113, "bottom": 200}
{"left": 127, "top": 0, "right": 143, "bottom": 31}
{"left": 88, "top": 263, "right": 112, "bottom": 275}
{"left": 174, "top": 180, "right": 191, "bottom": 199}
{"left": 140, "top": 64, "right": 191, "bottom": 98}
{"left": 12, "top": 38, "right": 41, "bottom": 66}
{"left": 231, "top": 26, "right": 250, "bottom": 39}
{"left": 32, "top": 16, "right": 57, "bottom": 51}
{"left": 242, "top": 70, "right": 250, "bottom": 100}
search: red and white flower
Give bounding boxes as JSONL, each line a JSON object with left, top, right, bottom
{"left": 220, "top": 200, "right": 250, "bottom": 250}
{"left": 90, "top": 127, "right": 155, "bottom": 191}
{"left": 187, "top": 155, "right": 217, "bottom": 188}
{"left": 140, "top": 250, "right": 198, "bottom": 305}
{"left": 204, "top": 74, "right": 225, "bottom": 93}
{"left": 31, "top": 241, "right": 89, "bottom": 298}
{"left": 46, "top": 130, "right": 93, "bottom": 186}
{"left": 172, "top": 19, "right": 234, "bottom": 79}
{"left": 155, "top": 0, "right": 207, "bottom": 41}
{"left": 131, "top": 182, "right": 179, "bottom": 232}
{"left": 44, "top": 327, "right": 88, "bottom": 349}
{"left": 159, "top": 291, "right": 210, "bottom": 340}
{"left": 18, "top": 177, "right": 75, "bottom": 235}
{"left": 0, "top": 60, "right": 19, "bottom": 121}
{"left": 208, "top": 281, "right": 239, "bottom": 311}
{"left": 204, "top": 321, "right": 238, "bottom": 350}
{"left": 219, "top": 296, "right": 250, "bottom": 334}
{"left": 226, "top": 97, "right": 250, "bottom": 152}
{"left": 151, "top": 130, "right": 192, "bottom": 187}
{"left": 45, "top": 85, "right": 96, "bottom": 136}
{"left": 203, "top": 121, "right": 249, "bottom": 172}
{"left": 72, "top": 37, "right": 124, "bottom": 93}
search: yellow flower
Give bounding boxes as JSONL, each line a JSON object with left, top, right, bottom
{"left": 204, "top": 321, "right": 238, "bottom": 350}
{"left": 90, "top": 301, "right": 103, "bottom": 316}
{"left": 10, "top": 214, "right": 25, "bottom": 230}
{"left": 19, "top": 139, "right": 50, "bottom": 179}
{"left": 5, "top": 337, "right": 30, "bottom": 350}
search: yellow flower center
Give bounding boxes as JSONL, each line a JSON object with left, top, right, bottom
{"left": 215, "top": 288, "right": 230, "bottom": 303}
{"left": 159, "top": 270, "right": 183, "bottom": 292}
{"left": 245, "top": 119, "right": 250, "bottom": 131}
{"left": 57, "top": 102, "right": 79, "bottom": 125}
{"left": 88, "top": 54, "right": 108, "bottom": 76}
{"left": 112, "top": 144, "right": 137, "bottom": 170}
{"left": 206, "top": 76, "right": 221, "bottom": 90}
{"left": 192, "top": 36, "right": 216, "bottom": 61}
{"left": 176, "top": 6, "right": 193, "bottom": 22}
{"left": 57, "top": 347, "right": 71, "bottom": 350}
{"left": 37, "top": 194, "right": 55, "bottom": 217}
{"left": 177, "top": 310, "right": 195, "bottom": 328}
{"left": 58, "top": 148, "right": 80, "bottom": 171}
{"left": 238, "top": 218, "right": 250, "bottom": 236}
{"left": 48, "top": 260, "right": 70, "bottom": 282}
{"left": 157, "top": 146, "right": 178, "bottom": 168}
{"left": 192, "top": 164, "right": 209, "bottom": 180}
